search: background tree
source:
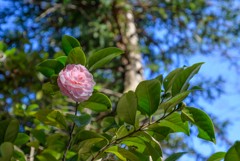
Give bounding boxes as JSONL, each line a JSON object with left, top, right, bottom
{"left": 0, "top": 0, "right": 239, "bottom": 160}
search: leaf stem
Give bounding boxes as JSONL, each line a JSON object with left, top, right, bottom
{"left": 91, "top": 108, "right": 176, "bottom": 161}
{"left": 62, "top": 102, "right": 79, "bottom": 161}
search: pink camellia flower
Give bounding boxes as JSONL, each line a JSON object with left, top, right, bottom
{"left": 57, "top": 64, "right": 96, "bottom": 102}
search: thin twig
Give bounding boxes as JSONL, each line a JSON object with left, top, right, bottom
{"left": 62, "top": 102, "right": 79, "bottom": 161}
{"left": 91, "top": 109, "right": 176, "bottom": 161}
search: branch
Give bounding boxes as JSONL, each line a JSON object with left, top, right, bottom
{"left": 91, "top": 109, "right": 176, "bottom": 161}
{"left": 62, "top": 102, "right": 79, "bottom": 161}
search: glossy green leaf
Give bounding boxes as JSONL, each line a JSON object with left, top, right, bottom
{"left": 122, "top": 137, "right": 147, "bottom": 153}
{"left": 36, "top": 59, "right": 64, "bottom": 78}
{"left": 30, "top": 130, "right": 46, "bottom": 145}
{"left": 158, "top": 112, "right": 190, "bottom": 136}
{"left": 117, "top": 91, "right": 138, "bottom": 125}
{"left": 0, "top": 142, "right": 14, "bottom": 161}
{"left": 147, "top": 126, "right": 173, "bottom": 140}
{"left": 101, "top": 117, "right": 118, "bottom": 133}
{"left": 181, "top": 107, "right": 216, "bottom": 144}
{"left": 0, "top": 119, "right": 20, "bottom": 145}
{"left": 13, "top": 150, "right": 26, "bottom": 161}
{"left": 165, "top": 152, "right": 187, "bottom": 161}
{"left": 14, "top": 133, "right": 30, "bottom": 146}
{"left": 67, "top": 113, "right": 91, "bottom": 128}
{"left": 159, "top": 86, "right": 204, "bottom": 113}
{"left": 116, "top": 125, "right": 129, "bottom": 139}
{"left": 80, "top": 92, "right": 112, "bottom": 112}
{"left": 163, "top": 67, "right": 184, "bottom": 93}
{"left": 67, "top": 154, "right": 78, "bottom": 161}
{"left": 42, "top": 82, "right": 59, "bottom": 95}
{"left": 62, "top": 35, "right": 81, "bottom": 55}
{"left": 26, "top": 141, "right": 40, "bottom": 151}
{"left": 65, "top": 47, "right": 86, "bottom": 66}
{"left": 55, "top": 56, "right": 67, "bottom": 66}
{"left": 135, "top": 79, "right": 161, "bottom": 116}
{"left": 144, "top": 141, "right": 162, "bottom": 161}
{"left": 34, "top": 109, "right": 68, "bottom": 131}
{"left": 105, "top": 146, "right": 140, "bottom": 161}
{"left": 225, "top": 141, "right": 240, "bottom": 161}
{"left": 207, "top": 152, "right": 226, "bottom": 161}
{"left": 88, "top": 47, "right": 124, "bottom": 71}
{"left": 172, "top": 62, "right": 204, "bottom": 96}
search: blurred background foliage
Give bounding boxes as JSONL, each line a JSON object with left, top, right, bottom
{"left": 0, "top": 0, "right": 239, "bottom": 160}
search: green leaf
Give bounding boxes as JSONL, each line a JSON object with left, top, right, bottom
{"left": 135, "top": 79, "right": 161, "bottom": 116}
{"left": 36, "top": 59, "right": 64, "bottom": 78}
{"left": 67, "top": 154, "right": 78, "bottom": 161}
{"left": 225, "top": 141, "right": 240, "bottom": 161}
{"left": 144, "top": 141, "right": 162, "bottom": 161}
{"left": 181, "top": 107, "right": 216, "bottom": 144}
{"left": 165, "top": 152, "right": 187, "bottom": 161}
{"left": 36, "top": 151, "right": 57, "bottom": 161}
{"left": 0, "top": 119, "right": 20, "bottom": 145}
{"left": 146, "top": 126, "right": 173, "bottom": 140}
{"left": 65, "top": 47, "right": 86, "bottom": 66}
{"left": 163, "top": 67, "right": 184, "bottom": 93}
{"left": 0, "top": 142, "right": 14, "bottom": 161}
{"left": 172, "top": 62, "right": 204, "bottom": 96}
{"left": 62, "top": 35, "right": 81, "bottom": 55}
{"left": 13, "top": 150, "right": 26, "bottom": 161}
{"left": 207, "top": 152, "right": 226, "bottom": 161}
{"left": 158, "top": 112, "right": 190, "bottom": 136}
{"left": 42, "top": 82, "right": 59, "bottom": 95}
{"left": 67, "top": 113, "right": 91, "bottom": 128}
{"left": 34, "top": 109, "right": 68, "bottom": 131}
{"left": 26, "top": 141, "right": 40, "bottom": 151}
{"left": 88, "top": 47, "right": 124, "bottom": 71}
{"left": 105, "top": 146, "right": 140, "bottom": 161}
{"left": 14, "top": 133, "right": 30, "bottom": 146}
{"left": 159, "top": 86, "right": 204, "bottom": 113}
{"left": 155, "top": 74, "right": 163, "bottom": 84}
{"left": 101, "top": 117, "right": 118, "bottom": 133}
{"left": 50, "top": 75, "right": 58, "bottom": 86}
{"left": 80, "top": 92, "right": 112, "bottom": 112}
{"left": 30, "top": 130, "right": 46, "bottom": 145}
{"left": 116, "top": 125, "right": 129, "bottom": 139}
{"left": 117, "top": 91, "right": 138, "bottom": 125}
{"left": 71, "top": 131, "right": 108, "bottom": 154}
{"left": 55, "top": 56, "right": 67, "bottom": 66}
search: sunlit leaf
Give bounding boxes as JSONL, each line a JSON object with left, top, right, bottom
{"left": 62, "top": 35, "right": 81, "bottom": 55}
{"left": 0, "top": 119, "right": 20, "bottom": 145}
{"left": 65, "top": 47, "right": 86, "bottom": 66}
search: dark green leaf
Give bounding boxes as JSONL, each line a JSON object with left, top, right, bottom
{"left": 165, "top": 152, "right": 187, "bottom": 161}
{"left": 207, "top": 152, "right": 226, "bottom": 161}
{"left": 62, "top": 35, "right": 81, "bottom": 55}
{"left": 159, "top": 86, "right": 204, "bottom": 113}
{"left": 67, "top": 154, "right": 78, "bottom": 161}
{"left": 30, "top": 130, "right": 46, "bottom": 145}
{"left": 117, "top": 91, "right": 138, "bottom": 125}
{"left": 34, "top": 109, "right": 68, "bottom": 131}
{"left": 36, "top": 151, "right": 57, "bottom": 161}
{"left": 42, "top": 82, "right": 60, "bottom": 95}
{"left": 67, "top": 113, "right": 91, "bottom": 128}
{"left": 135, "top": 79, "right": 161, "bottom": 116}
{"left": 101, "top": 117, "right": 118, "bottom": 133}
{"left": 36, "top": 59, "right": 64, "bottom": 78}
{"left": 26, "top": 141, "right": 40, "bottom": 151}
{"left": 88, "top": 47, "right": 124, "bottom": 71}
{"left": 55, "top": 56, "right": 67, "bottom": 66}
{"left": 144, "top": 141, "right": 162, "bottom": 161}
{"left": 13, "top": 150, "right": 26, "bottom": 161}
{"left": 65, "top": 47, "right": 86, "bottom": 66}
{"left": 0, "top": 142, "right": 14, "bottom": 161}
{"left": 147, "top": 126, "right": 174, "bottom": 140}
{"left": 225, "top": 141, "right": 240, "bottom": 161}
{"left": 163, "top": 67, "right": 184, "bottom": 93}
{"left": 0, "top": 119, "right": 20, "bottom": 145}
{"left": 105, "top": 146, "right": 140, "bottom": 161}
{"left": 172, "top": 62, "right": 204, "bottom": 96}
{"left": 181, "top": 107, "right": 216, "bottom": 144}
{"left": 50, "top": 75, "right": 58, "bottom": 86}
{"left": 14, "top": 133, "right": 30, "bottom": 146}
{"left": 80, "top": 92, "right": 112, "bottom": 112}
